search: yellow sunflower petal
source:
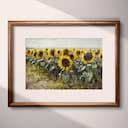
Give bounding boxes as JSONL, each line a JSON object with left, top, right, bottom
{"left": 26, "top": 49, "right": 31, "bottom": 56}
{"left": 58, "top": 55, "right": 73, "bottom": 71}
{"left": 36, "top": 50, "right": 44, "bottom": 59}
{"left": 82, "top": 49, "right": 95, "bottom": 64}
{"left": 55, "top": 49, "right": 62, "bottom": 57}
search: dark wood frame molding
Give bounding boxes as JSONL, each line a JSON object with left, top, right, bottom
{"left": 8, "top": 21, "right": 120, "bottom": 107}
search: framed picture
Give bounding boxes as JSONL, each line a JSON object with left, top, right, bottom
{"left": 8, "top": 21, "right": 120, "bottom": 107}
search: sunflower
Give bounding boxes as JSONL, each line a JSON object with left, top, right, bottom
{"left": 80, "top": 48, "right": 84, "bottom": 54}
{"left": 68, "top": 48, "right": 74, "bottom": 54}
{"left": 26, "top": 49, "right": 31, "bottom": 56}
{"left": 42, "top": 48, "right": 49, "bottom": 60}
{"left": 95, "top": 48, "right": 102, "bottom": 59}
{"left": 45, "top": 48, "right": 48, "bottom": 52}
{"left": 82, "top": 49, "right": 95, "bottom": 64}
{"left": 62, "top": 48, "right": 70, "bottom": 56}
{"left": 36, "top": 50, "right": 44, "bottom": 59}
{"left": 68, "top": 51, "right": 77, "bottom": 61}
{"left": 55, "top": 49, "right": 62, "bottom": 57}
{"left": 99, "top": 53, "right": 102, "bottom": 59}
{"left": 32, "top": 50, "right": 37, "bottom": 58}
{"left": 48, "top": 49, "right": 55, "bottom": 58}
{"left": 95, "top": 48, "right": 101, "bottom": 55}
{"left": 58, "top": 55, "right": 73, "bottom": 71}
{"left": 69, "top": 53, "right": 75, "bottom": 61}
{"left": 99, "top": 49, "right": 102, "bottom": 59}
{"left": 74, "top": 48, "right": 82, "bottom": 58}
{"left": 30, "top": 49, "right": 34, "bottom": 56}
{"left": 42, "top": 49, "right": 48, "bottom": 60}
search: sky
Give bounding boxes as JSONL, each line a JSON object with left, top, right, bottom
{"left": 26, "top": 38, "right": 102, "bottom": 49}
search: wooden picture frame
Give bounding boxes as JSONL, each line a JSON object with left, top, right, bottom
{"left": 8, "top": 21, "right": 120, "bottom": 107}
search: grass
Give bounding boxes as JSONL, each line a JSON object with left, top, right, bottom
{"left": 26, "top": 63, "right": 102, "bottom": 89}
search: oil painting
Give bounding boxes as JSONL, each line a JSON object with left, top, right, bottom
{"left": 26, "top": 38, "right": 102, "bottom": 89}
{"left": 8, "top": 21, "right": 119, "bottom": 107}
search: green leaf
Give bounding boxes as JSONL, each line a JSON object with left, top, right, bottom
{"left": 29, "top": 58, "right": 34, "bottom": 63}
{"left": 69, "top": 70, "right": 74, "bottom": 74}
{"left": 54, "top": 57, "right": 59, "bottom": 63}
{"left": 37, "top": 59, "right": 44, "bottom": 63}
{"left": 49, "top": 66, "right": 56, "bottom": 71}
{"left": 35, "top": 62, "right": 38, "bottom": 66}
{"left": 39, "top": 61, "right": 46, "bottom": 67}
{"left": 45, "top": 64, "right": 49, "bottom": 69}
{"left": 31, "top": 60, "right": 36, "bottom": 64}
{"left": 87, "top": 64, "right": 91, "bottom": 67}
{"left": 62, "top": 74, "right": 70, "bottom": 83}
{"left": 92, "top": 64, "right": 97, "bottom": 69}
{"left": 81, "top": 71, "right": 93, "bottom": 82}
{"left": 78, "top": 65, "right": 86, "bottom": 72}
{"left": 49, "top": 57, "right": 54, "bottom": 62}
{"left": 86, "top": 64, "right": 92, "bottom": 71}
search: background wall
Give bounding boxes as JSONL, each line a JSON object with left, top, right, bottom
{"left": 0, "top": 0, "right": 128, "bottom": 128}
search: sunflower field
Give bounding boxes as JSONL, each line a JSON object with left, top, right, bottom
{"left": 26, "top": 48, "right": 102, "bottom": 89}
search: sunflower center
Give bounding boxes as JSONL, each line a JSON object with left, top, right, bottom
{"left": 58, "top": 51, "right": 60, "bottom": 54}
{"left": 69, "top": 54, "right": 74, "bottom": 60}
{"left": 34, "top": 52, "right": 37, "bottom": 57}
{"left": 76, "top": 51, "right": 80, "bottom": 56}
{"left": 50, "top": 50, "right": 54, "bottom": 56}
{"left": 84, "top": 53, "right": 92, "bottom": 60}
{"left": 62, "top": 59, "right": 70, "bottom": 67}
{"left": 27, "top": 50, "right": 30, "bottom": 54}
{"left": 64, "top": 49, "right": 69, "bottom": 55}
{"left": 39, "top": 51, "right": 43, "bottom": 57}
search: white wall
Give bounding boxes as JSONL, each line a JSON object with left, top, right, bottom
{"left": 0, "top": 0, "right": 128, "bottom": 128}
